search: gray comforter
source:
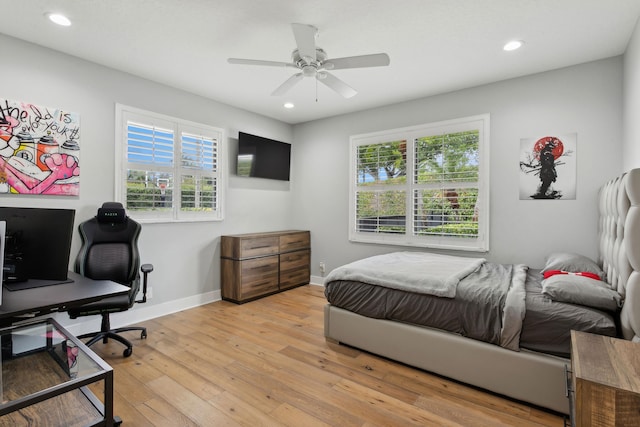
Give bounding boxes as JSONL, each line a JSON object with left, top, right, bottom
{"left": 324, "top": 253, "right": 528, "bottom": 351}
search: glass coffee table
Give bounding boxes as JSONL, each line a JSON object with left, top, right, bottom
{"left": 0, "top": 318, "right": 119, "bottom": 426}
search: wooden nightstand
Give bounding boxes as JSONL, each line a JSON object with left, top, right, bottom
{"left": 570, "top": 330, "right": 640, "bottom": 426}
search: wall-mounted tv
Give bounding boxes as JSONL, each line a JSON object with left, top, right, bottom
{"left": 237, "top": 132, "right": 291, "bottom": 181}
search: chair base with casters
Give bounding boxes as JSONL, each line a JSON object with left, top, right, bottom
{"left": 71, "top": 263, "right": 153, "bottom": 357}
{"left": 76, "top": 312, "right": 148, "bottom": 358}
{"left": 69, "top": 201, "right": 153, "bottom": 358}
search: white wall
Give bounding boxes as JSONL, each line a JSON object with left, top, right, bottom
{"left": 293, "top": 57, "right": 624, "bottom": 277}
{"left": 623, "top": 16, "right": 640, "bottom": 170}
{"left": 0, "top": 34, "right": 295, "bottom": 330}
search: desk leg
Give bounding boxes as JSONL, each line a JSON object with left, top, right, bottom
{"left": 104, "top": 369, "right": 115, "bottom": 426}
{"left": 79, "top": 368, "right": 120, "bottom": 426}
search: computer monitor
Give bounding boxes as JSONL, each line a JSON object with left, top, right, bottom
{"left": 0, "top": 221, "right": 4, "bottom": 304}
{"left": 0, "top": 207, "right": 75, "bottom": 284}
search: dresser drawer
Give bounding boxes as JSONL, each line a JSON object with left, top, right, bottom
{"left": 240, "top": 236, "right": 279, "bottom": 258}
{"left": 238, "top": 256, "right": 279, "bottom": 299}
{"left": 222, "top": 235, "right": 280, "bottom": 259}
{"left": 280, "top": 231, "right": 310, "bottom": 253}
{"left": 280, "top": 249, "right": 310, "bottom": 290}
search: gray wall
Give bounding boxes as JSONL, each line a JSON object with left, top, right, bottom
{"left": 624, "top": 16, "right": 640, "bottom": 170}
{"left": 0, "top": 34, "right": 294, "bottom": 330}
{"left": 292, "top": 57, "right": 624, "bottom": 276}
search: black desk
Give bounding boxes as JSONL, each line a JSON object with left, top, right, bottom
{"left": 0, "top": 271, "right": 129, "bottom": 326}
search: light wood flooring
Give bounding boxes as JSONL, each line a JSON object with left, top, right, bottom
{"left": 87, "top": 285, "right": 565, "bottom": 426}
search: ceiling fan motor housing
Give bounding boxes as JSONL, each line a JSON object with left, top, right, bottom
{"left": 293, "top": 48, "right": 328, "bottom": 76}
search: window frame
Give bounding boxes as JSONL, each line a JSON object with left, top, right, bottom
{"left": 115, "top": 104, "right": 225, "bottom": 223}
{"left": 349, "top": 114, "right": 490, "bottom": 252}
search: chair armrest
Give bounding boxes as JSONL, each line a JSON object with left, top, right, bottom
{"left": 136, "top": 263, "right": 154, "bottom": 304}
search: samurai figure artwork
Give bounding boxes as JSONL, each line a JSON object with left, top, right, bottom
{"left": 519, "top": 136, "right": 566, "bottom": 199}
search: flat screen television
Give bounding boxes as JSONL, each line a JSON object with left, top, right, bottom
{"left": 237, "top": 132, "right": 291, "bottom": 181}
{"left": 0, "top": 207, "right": 75, "bottom": 285}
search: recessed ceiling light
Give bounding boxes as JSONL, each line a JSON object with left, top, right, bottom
{"left": 283, "top": 102, "right": 295, "bottom": 109}
{"left": 503, "top": 40, "right": 524, "bottom": 51}
{"left": 47, "top": 13, "right": 72, "bottom": 27}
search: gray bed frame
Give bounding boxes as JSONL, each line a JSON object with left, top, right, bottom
{"left": 324, "top": 168, "right": 640, "bottom": 415}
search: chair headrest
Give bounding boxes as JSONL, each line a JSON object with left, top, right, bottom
{"left": 97, "top": 202, "right": 127, "bottom": 223}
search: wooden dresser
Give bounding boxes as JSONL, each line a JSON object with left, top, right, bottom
{"left": 220, "top": 230, "right": 310, "bottom": 303}
{"left": 570, "top": 330, "right": 640, "bottom": 426}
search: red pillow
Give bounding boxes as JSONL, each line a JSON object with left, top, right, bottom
{"left": 542, "top": 269, "right": 601, "bottom": 281}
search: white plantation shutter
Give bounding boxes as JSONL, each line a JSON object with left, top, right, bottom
{"left": 413, "top": 130, "right": 480, "bottom": 239}
{"left": 179, "top": 132, "right": 219, "bottom": 213}
{"left": 181, "top": 132, "right": 216, "bottom": 170}
{"left": 125, "top": 121, "right": 175, "bottom": 214}
{"left": 350, "top": 114, "right": 489, "bottom": 252}
{"left": 116, "top": 105, "right": 224, "bottom": 222}
{"left": 128, "top": 122, "right": 174, "bottom": 166}
{"left": 355, "top": 140, "right": 408, "bottom": 235}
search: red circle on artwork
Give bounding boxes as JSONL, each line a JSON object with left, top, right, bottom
{"left": 533, "top": 136, "right": 564, "bottom": 160}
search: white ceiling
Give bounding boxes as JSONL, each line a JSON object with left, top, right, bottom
{"left": 2, "top": 0, "right": 640, "bottom": 124}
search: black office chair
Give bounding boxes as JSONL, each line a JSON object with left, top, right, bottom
{"left": 68, "top": 202, "right": 153, "bottom": 357}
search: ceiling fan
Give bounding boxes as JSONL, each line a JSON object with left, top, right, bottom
{"left": 227, "top": 23, "right": 390, "bottom": 99}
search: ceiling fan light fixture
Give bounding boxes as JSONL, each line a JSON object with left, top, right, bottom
{"left": 302, "top": 65, "right": 317, "bottom": 77}
{"left": 46, "top": 12, "right": 72, "bottom": 26}
{"left": 503, "top": 40, "right": 524, "bottom": 51}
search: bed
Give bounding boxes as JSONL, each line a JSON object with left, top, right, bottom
{"left": 323, "top": 168, "right": 640, "bottom": 415}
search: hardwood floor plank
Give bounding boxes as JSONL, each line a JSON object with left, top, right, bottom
{"left": 252, "top": 362, "right": 362, "bottom": 427}
{"left": 141, "top": 350, "right": 225, "bottom": 400}
{"left": 333, "top": 378, "right": 459, "bottom": 426}
{"left": 85, "top": 285, "right": 564, "bottom": 427}
{"left": 225, "top": 360, "right": 364, "bottom": 427}
{"left": 146, "top": 375, "right": 241, "bottom": 426}
{"left": 270, "top": 402, "right": 333, "bottom": 427}
{"left": 208, "top": 391, "right": 286, "bottom": 427}
{"left": 135, "top": 397, "right": 200, "bottom": 427}
{"left": 178, "top": 351, "right": 285, "bottom": 415}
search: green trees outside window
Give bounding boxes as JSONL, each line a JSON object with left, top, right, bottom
{"left": 355, "top": 130, "right": 480, "bottom": 239}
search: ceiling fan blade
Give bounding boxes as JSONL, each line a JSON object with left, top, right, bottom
{"left": 228, "top": 58, "right": 295, "bottom": 68}
{"left": 272, "top": 73, "right": 304, "bottom": 96}
{"left": 323, "top": 53, "right": 390, "bottom": 70}
{"left": 317, "top": 72, "right": 357, "bottom": 98}
{"left": 291, "top": 23, "right": 317, "bottom": 64}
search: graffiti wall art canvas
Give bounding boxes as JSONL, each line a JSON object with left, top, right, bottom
{"left": 519, "top": 133, "right": 576, "bottom": 200}
{"left": 0, "top": 99, "right": 80, "bottom": 196}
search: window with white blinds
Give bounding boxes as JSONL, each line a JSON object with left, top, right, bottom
{"left": 349, "top": 114, "right": 489, "bottom": 251}
{"left": 115, "top": 104, "right": 224, "bottom": 222}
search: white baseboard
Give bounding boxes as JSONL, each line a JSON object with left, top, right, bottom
{"left": 310, "top": 275, "right": 325, "bottom": 286}
{"left": 57, "top": 290, "right": 222, "bottom": 337}
{"left": 55, "top": 279, "right": 324, "bottom": 337}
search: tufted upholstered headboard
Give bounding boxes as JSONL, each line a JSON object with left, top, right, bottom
{"left": 599, "top": 168, "right": 640, "bottom": 341}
